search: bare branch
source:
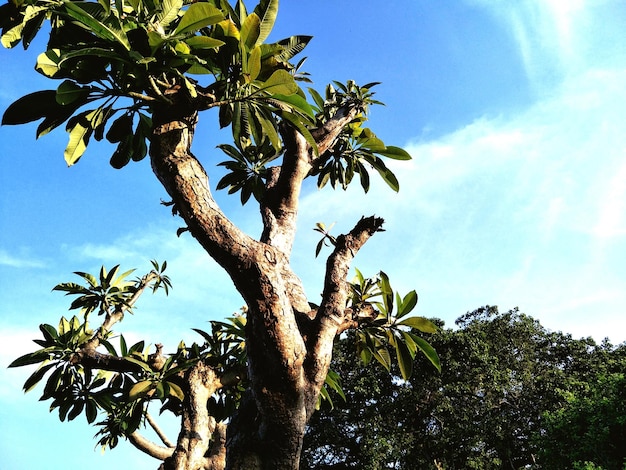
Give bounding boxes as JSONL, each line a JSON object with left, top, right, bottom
{"left": 129, "top": 432, "right": 174, "bottom": 461}
{"left": 146, "top": 412, "right": 175, "bottom": 448}
{"left": 310, "top": 104, "right": 360, "bottom": 157}
{"left": 305, "top": 216, "right": 385, "bottom": 393}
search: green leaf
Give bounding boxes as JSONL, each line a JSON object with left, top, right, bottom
{"left": 37, "top": 100, "right": 86, "bottom": 138}
{"left": 373, "top": 345, "right": 391, "bottom": 372}
{"left": 260, "top": 69, "right": 298, "bottom": 95}
{"left": 35, "top": 49, "right": 62, "bottom": 78}
{"left": 9, "top": 349, "right": 53, "bottom": 368}
{"left": 85, "top": 399, "right": 98, "bottom": 423}
{"left": 124, "top": 356, "right": 153, "bottom": 372}
{"left": 369, "top": 157, "right": 400, "bottom": 192}
{"left": 156, "top": 0, "right": 183, "bottom": 29}
{"left": 246, "top": 45, "right": 262, "bottom": 81}
{"left": 174, "top": 3, "right": 224, "bottom": 35}
{"left": 67, "top": 401, "right": 85, "bottom": 421}
{"left": 274, "top": 35, "right": 312, "bottom": 62}
{"left": 308, "top": 87, "right": 325, "bottom": 110}
{"left": 165, "top": 381, "right": 185, "bottom": 401}
{"left": 23, "top": 362, "right": 56, "bottom": 393}
{"left": 414, "top": 336, "right": 441, "bottom": 372}
{"left": 105, "top": 113, "right": 133, "bottom": 143}
{"left": 40, "top": 323, "right": 59, "bottom": 342}
{"left": 396, "top": 290, "right": 418, "bottom": 319}
{"left": 56, "top": 81, "right": 89, "bottom": 106}
{"left": 395, "top": 336, "right": 414, "bottom": 381}
{"left": 397, "top": 316, "right": 438, "bottom": 333}
{"left": 2, "top": 90, "right": 57, "bottom": 125}
{"left": 1, "top": 21, "right": 24, "bottom": 49}
{"left": 63, "top": 2, "right": 130, "bottom": 50}
{"left": 185, "top": 36, "right": 225, "bottom": 50}
{"left": 271, "top": 93, "right": 315, "bottom": 119}
{"left": 239, "top": 12, "right": 260, "bottom": 50}
{"left": 0, "top": 4, "right": 47, "bottom": 48}
{"left": 64, "top": 108, "right": 108, "bottom": 165}
{"left": 128, "top": 380, "right": 153, "bottom": 400}
{"left": 377, "top": 145, "right": 412, "bottom": 160}
{"left": 253, "top": 0, "right": 278, "bottom": 46}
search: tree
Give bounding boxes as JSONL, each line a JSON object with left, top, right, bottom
{"left": 540, "top": 369, "right": 626, "bottom": 469}
{"left": 1, "top": 1, "right": 440, "bottom": 469}
{"left": 302, "top": 307, "right": 626, "bottom": 470}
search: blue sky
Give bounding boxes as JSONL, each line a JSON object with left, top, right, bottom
{"left": 1, "top": 0, "right": 626, "bottom": 468}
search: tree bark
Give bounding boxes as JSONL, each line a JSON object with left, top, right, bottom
{"left": 148, "top": 93, "right": 381, "bottom": 469}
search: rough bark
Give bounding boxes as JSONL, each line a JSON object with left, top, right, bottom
{"left": 147, "top": 92, "right": 381, "bottom": 469}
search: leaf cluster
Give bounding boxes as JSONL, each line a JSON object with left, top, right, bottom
{"left": 348, "top": 269, "right": 440, "bottom": 381}
{"left": 1, "top": 0, "right": 315, "bottom": 168}
{"left": 309, "top": 81, "right": 411, "bottom": 193}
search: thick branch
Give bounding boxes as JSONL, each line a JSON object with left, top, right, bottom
{"left": 310, "top": 104, "right": 360, "bottom": 157}
{"left": 260, "top": 105, "right": 360, "bottom": 256}
{"left": 129, "top": 432, "right": 174, "bottom": 461}
{"left": 164, "top": 362, "right": 224, "bottom": 470}
{"left": 150, "top": 102, "right": 263, "bottom": 290}
{"left": 305, "top": 216, "right": 385, "bottom": 396}
{"left": 70, "top": 349, "right": 147, "bottom": 374}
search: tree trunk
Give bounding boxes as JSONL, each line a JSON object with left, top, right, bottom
{"left": 149, "top": 93, "right": 381, "bottom": 469}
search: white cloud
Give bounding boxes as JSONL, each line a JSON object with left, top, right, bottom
{"left": 297, "top": 66, "right": 626, "bottom": 342}
{"left": 0, "top": 249, "right": 46, "bottom": 268}
{"left": 466, "top": 0, "right": 626, "bottom": 91}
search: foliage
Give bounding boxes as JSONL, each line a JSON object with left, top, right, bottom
{"left": 9, "top": 263, "right": 247, "bottom": 449}
{"left": 1, "top": 0, "right": 406, "bottom": 195}
{"left": 9, "top": 262, "right": 438, "bottom": 449}
{"left": 540, "top": 372, "right": 626, "bottom": 470}
{"left": 302, "top": 306, "right": 626, "bottom": 470}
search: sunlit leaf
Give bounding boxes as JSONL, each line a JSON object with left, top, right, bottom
{"left": 253, "top": 0, "right": 278, "bottom": 46}
{"left": 377, "top": 145, "right": 411, "bottom": 160}
{"left": 63, "top": 2, "right": 130, "bottom": 50}
{"left": 156, "top": 0, "right": 183, "bottom": 29}
{"left": 174, "top": 3, "right": 224, "bottom": 35}
{"left": 129, "top": 380, "right": 153, "bottom": 400}
{"left": 259, "top": 69, "right": 298, "bottom": 95}
{"left": 239, "top": 12, "right": 260, "bottom": 50}
{"left": 396, "top": 290, "right": 418, "bottom": 318}
{"left": 397, "top": 316, "right": 438, "bottom": 333}
{"left": 185, "top": 36, "right": 225, "bottom": 50}
{"left": 414, "top": 335, "right": 441, "bottom": 372}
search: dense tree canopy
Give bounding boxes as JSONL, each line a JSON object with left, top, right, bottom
{"left": 1, "top": 0, "right": 439, "bottom": 468}
{"left": 302, "top": 306, "right": 626, "bottom": 470}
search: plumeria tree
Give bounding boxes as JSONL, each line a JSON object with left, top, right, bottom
{"left": 2, "top": 1, "right": 440, "bottom": 468}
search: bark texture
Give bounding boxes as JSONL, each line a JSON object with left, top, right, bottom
{"left": 145, "top": 92, "right": 383, "bottom": 469}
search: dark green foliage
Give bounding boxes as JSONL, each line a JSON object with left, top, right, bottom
{"left": 303, "top": 306, "right": 626, "bottom": 470}
{"left": 540, "top": 372, "right": 626, "bottom": 470}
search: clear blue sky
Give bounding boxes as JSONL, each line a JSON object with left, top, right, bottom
{"left": 1, "top": 1, "right": 626, "bottom": 468}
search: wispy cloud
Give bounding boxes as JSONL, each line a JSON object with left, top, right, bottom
{"left": 0, "top": 249, "right": 46, "bottom": 268}
{"left": 467, "top": 0, "right": 626, "bottom": 91}
{"left": 297, "top": 65, "right": 626, "bottom": 341}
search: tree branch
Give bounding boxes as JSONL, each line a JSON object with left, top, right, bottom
{"left": 83, "top": 270, "right": 160, "bottom": 352}
{"left": 305, "top": 216, "right": 385, "bottom": 401}
{"left": 147, "top": 412, "right": 175, "bottom": 448}
{"left": 149, "top": 102, "right": 263, "bottom": 290}
{"left": 260, "top": 104, "right": 360, "bottom": 256}
{"left": 129, "top": 432, "right": 174, "bottom": 461}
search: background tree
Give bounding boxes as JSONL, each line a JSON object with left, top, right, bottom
{"left": 302, "top": 306, "right": 626, "bottom": 470}
{"left": 1, "top": 0, "right": 439, "bottom": 469}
